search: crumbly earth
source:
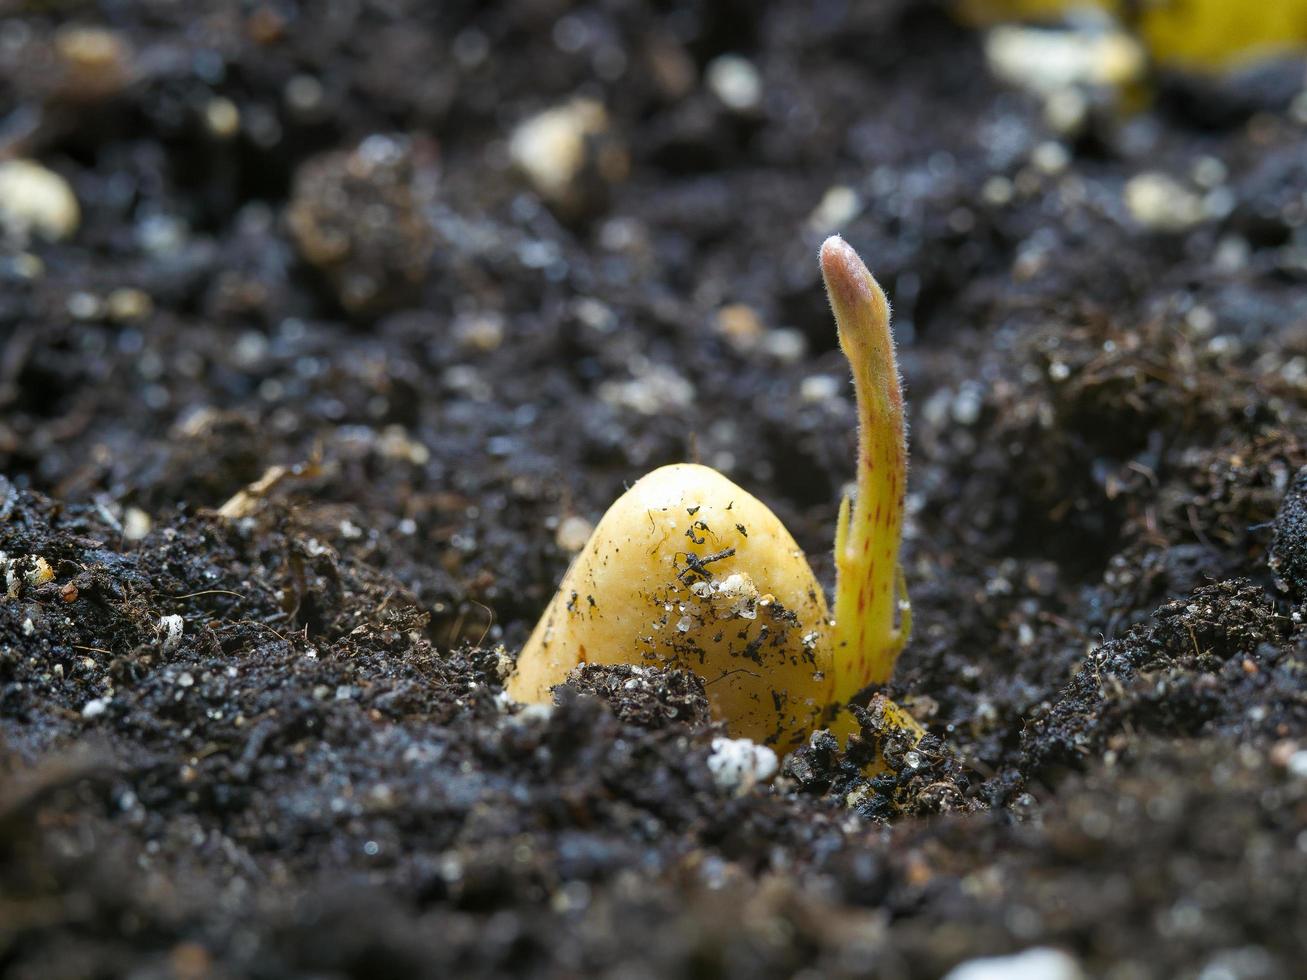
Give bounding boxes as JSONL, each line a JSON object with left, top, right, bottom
{"left": 2, "top": 3, "right": 1306, "bottom": 978}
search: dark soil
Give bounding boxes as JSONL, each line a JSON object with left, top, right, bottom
{"left": 3, "top": 3, "right": 1307, "bottom": 978}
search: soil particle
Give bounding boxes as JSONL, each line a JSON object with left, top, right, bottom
{"left": 560, "top": 663, "right": 714, "bottom": 730}
{"left": 1023, "top": 581, "right": 1302, "bottom": 781}
{"left": 1270, "top": 466, "right": 1307, "bottom": 599}
{"left": 784, "top": 699, "right": 984, "bottom": 819}
{"left": 287, "top": 134, "right": 441, "bottom": 316}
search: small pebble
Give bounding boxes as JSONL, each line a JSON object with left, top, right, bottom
{"left": 454, "top": 312, "right": 506, "bottom": 352}
{"left": 508, "top": 98, "right": 626, "bottom": 211}
{"left": 286, "top": 134, "right": 438, "bottom": 315}
{"left": 800, "top": 375, "right": 840, "bottom": 404}
{"left": 1124, "top": 172, "right": 1205, "bottom": 232}
{"left": 705, "top": 54, "right": 762, "bottom": 112}
{"left": 67, "top": 291, "right": 101, "bottom": 320}
{"left": 26, "top": 556, "right": 54, "bottom": 587}
{"left": 285, "top": 74, "right": 326, "bottom": 119}
{"left": 715, "top": 304, "right": 764, "bottom": 351}
{"left": 951, "top": 384, "right": 984, "bottom": 426}
{"left": 1031, "top": 141, "right": 1070, "bottom": 176}
{"left": 159, "top": 614, "right": 184, "bottom": 653}
{"left": 981, "top": 175, "right": 1014, "bottom": 207}
{"left": 706, "top": 736, "right": 778, "bottom": 794}
{"left": 204, "top": 97, "right": 241, "bottom": 139}
{"left": 54, "top": 25, "right": 133, "bottom": 102}
{"left": 1044, "top": 87, "right": 1089, "bottom": 135}
{"left": 598, "top": 365, "right": 694, "bottom": 415}
{"left": 0, "top": 160, "right": 80, "bottom": 244}
{"left": 944, "top": 947, "right": 1085, "bottom": 980}
{"left": 762, "top": 328, "right": 806, "bottom": 364}
{"left": 123, "top": 507, "right": 153, "bottom": 541}
{"left": 985, "top": 25, "right": 1144, "bottom": 94}
{"left": 106, "top": 288, "right": 153, "bottom": 322}
{"left": 555, "top": 515, "right": 595, "bottom": 553}
{"left": 808, "top": 185, "right": 862, "bottom": 234}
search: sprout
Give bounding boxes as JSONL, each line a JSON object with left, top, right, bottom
{"left": 821, "top": 235, "right": 912, "bottom": 705}
{"left": 508, "top": 236, "right": 918, "bottom": 755}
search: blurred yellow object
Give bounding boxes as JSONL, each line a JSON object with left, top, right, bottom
{"left": 958, "top": 0, "right": 1307, "bottom": 70}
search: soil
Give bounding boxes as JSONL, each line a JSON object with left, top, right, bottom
{"left": 3, "top": 3, "right": 1307, "bottom": 978}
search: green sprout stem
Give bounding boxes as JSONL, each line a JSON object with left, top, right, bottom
{"left": 820, "top": 235, "right": 911, "bottom": 706}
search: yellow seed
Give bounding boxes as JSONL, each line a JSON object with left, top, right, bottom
{"left": 508, "top": 463, "right": 833, "bottom": 748}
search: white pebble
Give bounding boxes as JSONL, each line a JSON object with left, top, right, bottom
{"left": 0, "top": 159, "right": 80, "bottom": 244}
{"left": 808, "top": 185, "right": 862, "bottom": 234}
{"left": 598, "top": 364, "right": 694, "bottom": 415}
{"left": 985, "top": 25, "right": 1144, "bottom": 94}
{"left": 514, "top": 703, "right": 556, "bottom": 726}
{"left": 158, "top": 614, "right": 184, "bottom": 653}
{"left": 555, "top": 515, "right": 595, "bottom": 553}
{"left": 981, "top": 176, "right": 1014, "bottom": 207}
{"left": 800, "top": 375, "right": 841, "bottom": 404}
{"left": 123, "top": 507, "right": 153, "bottom": 542}
{"left": 951, "top": 384, "right": 984, "bottom": 426}
{"left": 1287, "top": 750, "right": 1307, "bottom": 779}
{"left": 509, "top": 98, "right": 611, "bottom": 205}
{"left": 204, "top": 97, "right": 241, "bottom": 139}
{"left": 1191, "top": 155, "right": 1227, "bottom": 189}
{"left": 81, "top": 697, "right": 110, "bottom": 719}
{"left": 762, "top": 328, "right": 807, "bottom": 364}
{"left": 1124, "top": 172, "right": 1205, "bottom": 232}
{"left": 1044, "top": 87, "right": 1088, "bottom": 135}
{"left": 1292, "top": 89, "right": 1307, "bottom": 125}
{"left": 944, "top": 948, "right": 1085, "bottom": 980}
{"left": 1031, "top": 141, "right": 1070, "bottom": 176}
{"left": 706, "top": 736, "right": 778, "bottom": 793}
{"left": 706, "top": 54, "right": 762, "bottom": 112}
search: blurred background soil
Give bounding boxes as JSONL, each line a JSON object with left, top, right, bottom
{"left": 2, "top": 2, "right": 1307, "bottom": 978}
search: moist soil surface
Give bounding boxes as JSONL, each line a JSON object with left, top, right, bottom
{"left": 3, "top": 3, "right": 1307, "bottom": 978}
